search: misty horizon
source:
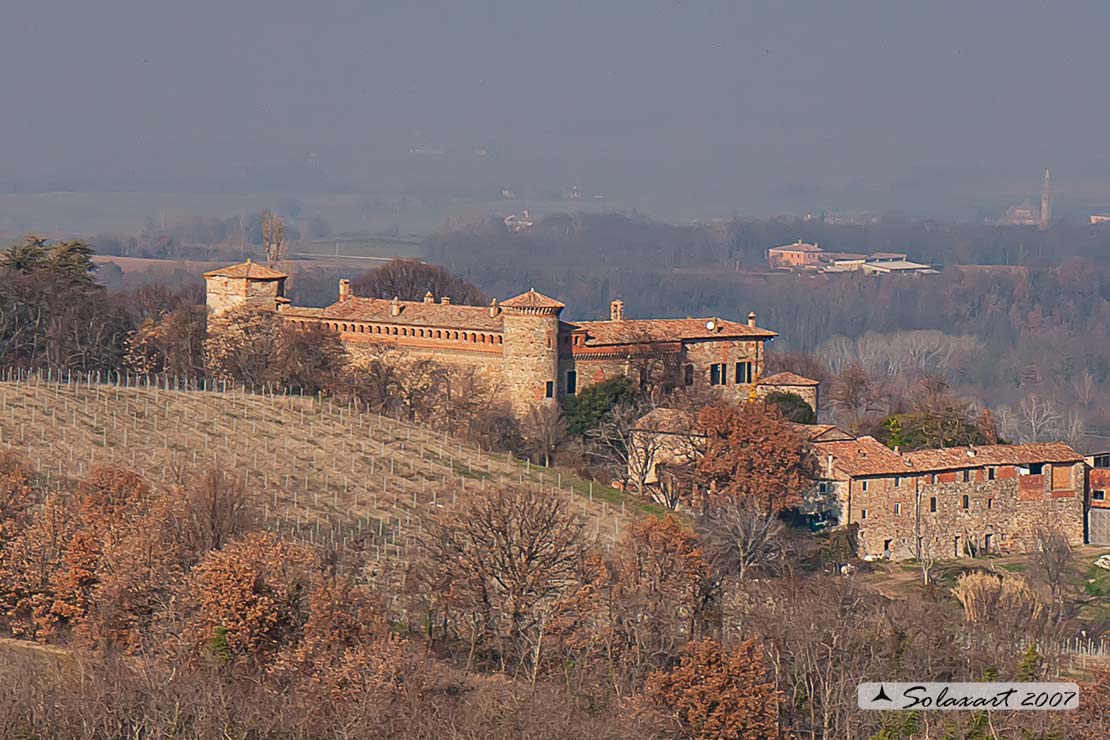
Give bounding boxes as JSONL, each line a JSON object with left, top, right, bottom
{"left": 4, "top": 1, "right": 1110, "bottom": 221}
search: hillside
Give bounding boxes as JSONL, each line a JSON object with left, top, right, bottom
{"left": 0, "top": 379, "right": 642, "bottom": 569}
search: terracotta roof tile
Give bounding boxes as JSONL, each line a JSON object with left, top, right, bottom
{"left": 903, "top": 443, "right": 1082, "bottom": 470}
{"left": 813, "top": 436, "right": 910, "bottom": 477}
{"left": 770, "top": 242, "right": 823, "bottom": 253}
{"left": 815, "top": 438, "right": 1083, "bottom": 479}
{"left": 319, "top": 297, "right": 503, "bottom": 331}
{"left": 501, "top": 289, "right": 565, "bottom": 310}
{"left": 569, "top": 317, "right": 775, "bottom": 346}
{"left": 760, "top": 371, "right": 820, "bottom": 386}
{"left": 633, "top": 408, "right": 698, "bottom": 435}
{"left": 203, "top": 260, "right": 288, "bottom": 280}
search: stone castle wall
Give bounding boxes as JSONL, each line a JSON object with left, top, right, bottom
{"left": 501, "top": 311, "right": 560, "bottom": 414}
{"left": 206, "top": 276, "right": 283, "bottom": 316}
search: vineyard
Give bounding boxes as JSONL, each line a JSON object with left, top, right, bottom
{"left": 0, "top": 377, "right": 648, "bottom": 578}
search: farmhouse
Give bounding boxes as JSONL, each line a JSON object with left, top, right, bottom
{"left": 813, "top": 437, "right": 1086, "bottom": 560}
{"left": 204, "top": 261, "right": 817, "bottom": 417}
{"left": 629, "top": 409, "right": 1090, "bottom": 560}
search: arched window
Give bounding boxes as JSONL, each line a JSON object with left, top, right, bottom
{"left": 497, "top": 335, "right": 503, "bottom": 345}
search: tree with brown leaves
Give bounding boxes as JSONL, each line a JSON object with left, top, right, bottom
{"left": 695, "top": 403, "right": 817, "bottom": 513}
{"left": 178, "top": 532, "right": 317, "bottom": 668}
{"left": 644, "top": 638, "right": 783, "bottom": 740}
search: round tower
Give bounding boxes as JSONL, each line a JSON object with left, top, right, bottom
{"left": 500, "top": 288, "right": 564, "bottom": 416}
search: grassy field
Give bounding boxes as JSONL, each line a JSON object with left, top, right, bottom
{"left": 0, "top": 380, "right": 641, "bottom": 573}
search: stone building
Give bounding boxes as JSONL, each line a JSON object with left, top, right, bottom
{"left": 204, "top": 261, "right": 814, "bottom": 416}
{"left": 813, "top": 437, "right": 1086, "bottom": 560}
{"left": 1086, "top": 451, "right": 1110, "bottom": 545}
{"left": 203, "top": 260, "right": 289, "bottom": 316}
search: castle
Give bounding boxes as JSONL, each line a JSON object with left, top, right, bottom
{"left": 204, "top": 260, "right": 819, "bottom": 416}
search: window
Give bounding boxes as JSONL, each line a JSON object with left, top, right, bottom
{"left": 1094, "top": 490, "right": 1107, "bottom": 501}
{"left": 1028, "top": 462, "right": 1044, "bottom": 475}
{"left": 861, "top": 480, "right": 869, "bottom": 492}
{"left": 1094, "top": 454, "right": 1110, "bottom": 469}
{"left": 818, "top": 481, "right": 830, "bottom": 494}
{"left": 894, "top": 476, "right": 902, "bottom": 488}
{"left": 929, "top": 497, "right": 937, "bottom": 512}
{"left": 929, "top": 473, "right": 938, "bottom": 484}
{"left": 962, "top": 495, "right": 970, "bottom": 510}
{"left": 883, "top": 539, "right": 893, "bottom": 555}
{"left": 987, "top": 497, "right": 994, "bottom": 509}
{"left": 544, "top": 381, "right": 554, "bottom": 399}
{"left": 683, "top": 364, "right": 695, "bottom": 387}
{"left": 988, "top": 467, "right": 996, "bottom": 480}
{"left": 709, "top": 363, "right": 727, "bottom": 385}
{"left": 735, "top": 361, "right": 753, "bottom": 384}
{"left": 962, "top": 470, "right": 971, "bottom": 483}
{"left": 565, "top": 370, "right": 577, "bottom": 395}
{"left": 861, "top": 508, "right": 868, "bottom": 520}
{"left": 894, "top": 503, "right": 902, "bottom": 515}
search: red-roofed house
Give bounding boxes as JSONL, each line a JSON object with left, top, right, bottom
{"left": 812, "top": 438, "right": 1086, "bottom": 560}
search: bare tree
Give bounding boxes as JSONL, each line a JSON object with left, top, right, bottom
{"left": 590, "top": 402, "right": 658, "bottom": 496}
{"left": 521, "top": 404, "right": 565, "bottom": 467}
{"left": 1070, "top": 369, "right": 1097, "bottom": 406}
{"left": 1017, "top": 395, "right": 1062, "bottom": 442}
{"left": 1029, "top": 527, "right": 1074, "bottom": 606}
{"left": 698, "top": 499, "right": 788, "bottom": 580}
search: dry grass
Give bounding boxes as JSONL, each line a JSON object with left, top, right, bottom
{"left": 0, "top": 379, "right": 637, "bottom": 575}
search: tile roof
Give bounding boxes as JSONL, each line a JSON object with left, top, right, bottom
{"left": 800, "top": 424, "right": 856, "bottom": 442}
{"left": 570, "top": 317, "right": 776, "bottom": 346}
{"left": 760, "top": 371, "right": 820, "bottom": 386}
{"left": 203, "top": 260, "right": 287, "bottom": 280}
{"left": 815, "top": 438, "right": 1083, "bottom": 479}
{"left": 770, "top": 241, "right": 823, "bottom": 253}
{"left": 633, "top": 408, "right": 698, "bottom": 435}
{"left": 813, "top": 436, "right": 910, "bottom": 477}
{"left": 501, "top": 289, "right": 565, "bottom": 310}
{"left": 317, "top": 297, "right": 504, "bottom": 331}
{"left": 903, "top": 442, "right": 1082, "bottom": 470}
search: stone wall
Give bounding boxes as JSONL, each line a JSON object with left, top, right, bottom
{"left": 682, "top": 338, "right": 764, "bottom": 403}
{"left": 839, "top": 462, "right": 1085, "bottom": 560}
{"left": 501, "top": 311, "right": 560, "bottom": 415}
{"left": 205, "top": 276, "right": 283, "bottom": 316}
{"left": 756, "top": 384, "right": 818, "bottom": 415}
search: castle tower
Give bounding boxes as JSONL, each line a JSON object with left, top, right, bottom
{"left": 203, "top": 259, "right": 289, "bottom": 316}
{"left": 500, "top": 288, "right": 564, "bottom": 415}
{"left": 1041, "top": 168, "right": 1051, "bottom": 230}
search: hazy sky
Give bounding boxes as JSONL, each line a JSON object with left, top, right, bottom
{"left": 3, "top": 0, "right": 1108, "bottom": 217}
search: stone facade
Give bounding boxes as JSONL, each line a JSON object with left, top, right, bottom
{"left": 203, "top": 261, "right": 288, "bottom": 316}
{"left": 204, "top": 261, "right": 816, "bottom": 417}
{"left": 814, "top": 437, "right": 1087, "bottom": 560}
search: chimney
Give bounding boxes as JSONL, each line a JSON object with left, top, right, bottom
{"left": 338, "top": 279, "right": 351, "bottom": 302}
{"left": 747, "top": 311, "right": 757, "bottom": 328}
{"left": 423, "top": 291, "right": 435, "bottom": 303}
{"left": 893, "top": 445, "right": 900, "bottom": 455}
{"left": 825, "top": 454, "right": 835, "bottom": 478}
{"left": 489, "top": 298, "right": 500, "bottom": 318}
{"left": 390, "top": 296, "right": 401, "bottom": 317}
{"left": 610, "top": 299, "right": 625, "bottom": 321}
{"left": 440, "top": 296, "right": 451, "bottom": 305}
